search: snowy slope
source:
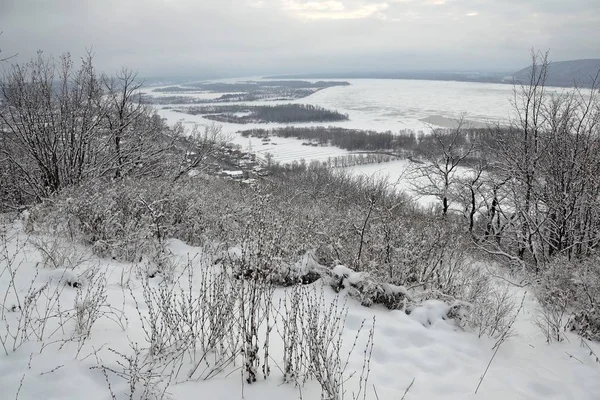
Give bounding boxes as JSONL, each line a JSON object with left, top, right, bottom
{"left": 1, "top": 221, "right": 600, "bottom": 400}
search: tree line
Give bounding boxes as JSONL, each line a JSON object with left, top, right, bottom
{"left": 153, "top": 80, "right": 349, "bottom": 93}
{"left": 142, "top": 89, "right": 320, "bottom": 105}
{"left": 240, "top": 125, "right": 493, "bottom": 165}
{"left": 183, "top": 104, "right": 349, "bottom": 124}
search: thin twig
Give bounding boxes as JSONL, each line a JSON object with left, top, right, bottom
{"left": 39, "top": 365, "right": 65, "bottom": 375}
{"left": 565, "top": 352, "right": 584, "bottom": 364}
{"left": 580, "top": 338, "right": 600, "bottom": 364}
{"left": 401, "top": 377, "right": 415, "bottom": 400}
{"left": 475, "top": 292, "right": 526, "bottom": 394}
{"left": 372, "top": 384, "right": 380, "bottom": 400}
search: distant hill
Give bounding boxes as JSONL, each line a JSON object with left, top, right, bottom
{"left": 263, "top": 71, "right": 509, "bottom": 84}
{"left": 263, "top": 60, "right": 600, "bottom": 88}
{"left": 512, "top": 59, "right": 600, "bottom": 88}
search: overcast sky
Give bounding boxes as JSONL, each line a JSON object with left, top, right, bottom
{"left": 1, "top": 0, "right": 599, "bottom": 77}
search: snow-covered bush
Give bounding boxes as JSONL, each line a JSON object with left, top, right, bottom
{"left": 302, "top": 286, "right": 362, "bottom": 400}
{"left": 568, "top": 310, "right": 600, "bottom": 342}
{"left": 275, "top": 284, "right": 375, "bottom": 399}
{"left": 328, "top": 260, "right": 515, "bottom": 339}
{"left": 536, "top": 256, "right": 600, "bottom": 342}
{"left": 330, "top": 265, "right": 410, "bottom": 310}
{"left": 93, "top": 342, "right": 174, "bottom": 400}
{"left": 463, "top": 281, "right": 515, "bottom": 339}
{"left": 118, "top": 242, "right": 372, "bottom": 397}
{"left": 0, "top": 231, "right": 68, "bottom": 354}
{"left": 29, "top": 176, "right": 252, "bottom": 262}
{"left": 74, "top": 267, "right": 126, "bottom": 339}
{"left": 25, "top": 163, "right": 519, "bottom": 342}
{"left": 0, "top": 228, "right": 125, "bottom": 354}
{"left": 31, "top": 235, "right": 89, "bottom": 270}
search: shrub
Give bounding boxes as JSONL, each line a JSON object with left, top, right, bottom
{"left": 536, "top": 255, "right": 600, "bottom": 341}
{"left": 26, "top": 164, "right": 515, "bottom": 340}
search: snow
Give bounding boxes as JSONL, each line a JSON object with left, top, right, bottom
{"left": 145, "top": 79, "right": 516, "bottom": 204}
{"left": 341, "top": 158, "right": 473, "bottom": 209}
{"left": 409, "top": 299, "right": 452, "bottom": 327}
{"left": 144, "top": 78, "right": 517, "bottom": 132}
{"left": 222, "top": 170, "right": 243, "bottom": 177}
{"left": 2, "top": 222, "right": 600, "bottom": 400}
{"left": 142, "top": 79, "right": 520, "bottom": 164}
{"left": 155, "top": 107, "right": 350, "bottom": 164}
{"left": 3, "top": 79, "right": 598, "bottom": 399}
{"left": 343, "top": 158, "right": 413, "bottom": 186}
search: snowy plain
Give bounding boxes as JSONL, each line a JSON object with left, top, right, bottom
{"left": 143, "top": 78, "right": 520, "bottom": 208}
{"left": 141, "top": 78, "right": 519, "bottom": 164}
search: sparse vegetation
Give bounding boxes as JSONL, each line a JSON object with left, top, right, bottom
{"left": 145, "top": 80, "right": 350, "bottom": 104}
{"left": 240, "top": 125, "right": 494, "bottom": 165}
{"left": 179, "top": 104, "right": 349, "bottom": 124}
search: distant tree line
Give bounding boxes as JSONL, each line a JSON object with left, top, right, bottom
{"left": 240, "top": 125, "right": 494, "bottom": 164}
{"left": 153, "top": 80, "right": 349, "bottom": 93}
{"left": 141, "top": 89, "right": 320, "bottom": 105}
{"left": 241, "top": 126, "right": 398, "bottom": 151}
{"left": 182, "top": 104, "right": 349, "bottom": 124}
{"left": 283, "top": 153, "right": 398, "bottom": 169}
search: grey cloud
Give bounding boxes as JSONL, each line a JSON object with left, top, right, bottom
{"left": 0, "top": 0, "right": 598, "bottom": 77}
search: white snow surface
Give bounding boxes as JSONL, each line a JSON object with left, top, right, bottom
{"left": 145, "top": 79, "right": 515, "bottom": 206}
{"left": 142, "top": 78, "right": 521, "bottom": 164}
{"left": 1, "top": 222, "right": 600, "bottom": 400}
{"left": 341, "top": 158, "right": 474, "bottom": 209}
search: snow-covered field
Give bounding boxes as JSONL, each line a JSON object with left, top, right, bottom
{"left": 143, "top": 79, "right": 517, "bottom": 164}
{"left": 156, "top": 108, "right": 350, "bottom": 164}
{"left": 342, "top": 158, "right": 476, "bottom": 209}
{"left": 145, "top": 78, "right": 516, "bottom": 132}
{"left": 2, "top": 221, "right": 600, "bottom": 400}
{"left": 144, "top": 78, "right": 522, "bottom": 206}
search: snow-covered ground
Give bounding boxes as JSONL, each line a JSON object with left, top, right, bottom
{"left": 343, "top": 158, "right": 417, "bottom": 196}
{"left": 342, "top": 158, "right": 475, "bottom": 209}
{"left": 1, "top": 221, "right": 600, "bottom": 400}
{"left": 144, "top": 78, "right": 521, "bottom": 205}
{"left": 157, "top": 107, "right": 350, "bottom": 164}
{"left": 144, "top": 78, "right": 516, "bottom": 132}
{"left": 143, "top": 79, "right": 519, "bottom": 164}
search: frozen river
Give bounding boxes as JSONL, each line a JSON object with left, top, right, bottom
{"left": 144, "top": 78, "right": 520, "bottom": 164}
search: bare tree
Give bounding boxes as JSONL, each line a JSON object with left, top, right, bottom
{"left": 0, "top": 52, "right": 108, "bottom": 198}
{"left": 453, "top": 159, "right": 486, "bottom": 234}
{"left": 479, "top": 50, "right": 553, "bottom": 269}
{"left": 411, "top": 117, "right": 474, "bottom": 217}
{"left": 172, "top": 122, "right": 228, "bottom": 182}
{"left": 102, "top": 68, "right": 144, "bottom": 178}
{"left": 0, "top": 52, "right": 174, "bottom": 204}
{"left": 481, "top": 50, "right": 600, "bottom": 268}
{"left": 0, "top": 31, "right": 17, "bottom": 62}
{"left": 538, "top": 75, "right": 600, "bottom": 259}
{"left": 101, "top": 68, "right": 173, "bottom": 179}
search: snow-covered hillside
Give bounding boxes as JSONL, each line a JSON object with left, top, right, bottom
{"left": 2, "top": 220, "right": 599, "bottom": 400}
